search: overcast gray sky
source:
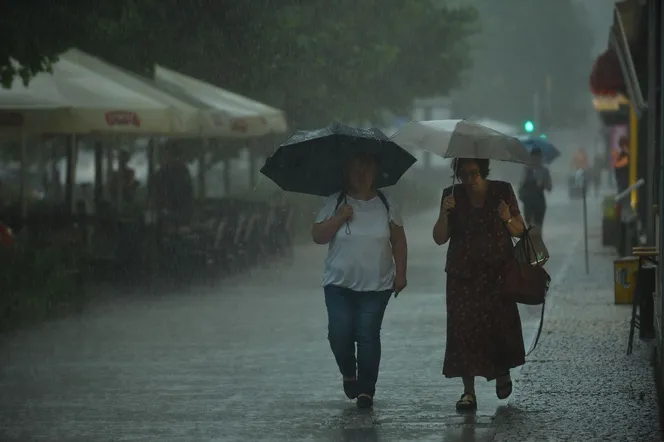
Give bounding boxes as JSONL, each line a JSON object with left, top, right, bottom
{"left": 574, "top": 0, "right": 615, "bottom": 56}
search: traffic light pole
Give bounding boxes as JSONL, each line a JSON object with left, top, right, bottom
{"left": 532, "top": 92, "right": 541, "bottom": 136}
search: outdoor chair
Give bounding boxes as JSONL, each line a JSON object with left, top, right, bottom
{"left": 276, "top": 205, "right": 295, "bottom": 261}
{"left": 210, "top": 218, "right": 234, "bottom": 275}
{"left": 226, "top": 211, "right": 248, "bottom": 274}
{"left": 627, "top": 246, "right": 658, "bottom": 355}
{"left": 261, "top": 204, "right": 279, "bottom": 260}
{"left": 236, "top": 211, "right": 260, "bottom": 270}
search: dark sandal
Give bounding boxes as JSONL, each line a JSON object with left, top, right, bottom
{"left": 356, "top": 393, "right": 374, "bottom": 409}
{"left": 343, "top": 379, "right": 358, "bottom": 399}
{"left": 496, "top": 374, "right": 513, "bottom": 400}
{"left": 455, "top": 392, "right": 477, "bottom": 411}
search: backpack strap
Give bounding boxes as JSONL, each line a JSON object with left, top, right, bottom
{"left": 334, "top": 190, "right": 390, "bottom": 214}
{"left": 334, "top": 190, "right": 390, "bottom": 235}
{"left": 333, "top": 191, "right": 351, "bottom": 234}
{"left": 334, "top": 191, "right": 347, "bottom": 213}
{"left": 376, "top": 189, "right": 390, "bottom": 214}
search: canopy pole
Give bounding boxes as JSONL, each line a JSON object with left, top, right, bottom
{"left": 197, "top": 139, "right": 207, "bottom": 200}
{"left": 117, "top": 138, "right": 125, "bottom": 212}
{"left": 248, "top": 141, "right": 257, "bottom": 190}
{"left": 19, "top": 131, "right": 28, "bottom": 220}
{"left": 223, "top": 155, "right": 231, "bottom": 197}
{"left": 94, "top": 140, "right": 103, "bottom": 214}
{"left": 65, "top": 134, "right": 77, "bottom": 216}
{"left": 37, "top": 137, "right": 46, "bottom": 195}
{"left": 105, "top": 145, "right": 114, "bottom": 201}
{"left": 147, "top": 138, "right": 156, "bottom": 204}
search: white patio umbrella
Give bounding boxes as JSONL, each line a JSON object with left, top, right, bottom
{"left": 390, "top": 119, "right": 533, "bottom": 165}
{"left": 58, "top": 49, "right": 201, "bottom": 135}
{"left": 0, "top": 50, "right": 201, "bottom": 136}
{"left": 154, "top": 65, "right": 287, "bottom": 138}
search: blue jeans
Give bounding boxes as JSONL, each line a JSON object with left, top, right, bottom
{"left": 324, "top": 285, "right": 392, "bottom": 396}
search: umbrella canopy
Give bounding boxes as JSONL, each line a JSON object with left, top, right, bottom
{"left": 390, "top": 119, "right": 533, "bottom": 165}
{"left": 260, "top": 123, "right": 416, "bottom": 197}
{"left": 154, "top": 65, "right": 288, "bottom": 138}
{"left": 516, "top": 136, "right": 561, "bottom": 164}
{"left": 0, "top": 48, "right": 201, "bottom": 136}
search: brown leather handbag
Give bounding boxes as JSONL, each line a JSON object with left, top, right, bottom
{"left": 498, "top": 228, "right": 552, "bottom": 355}
{"left": 498, "top": 228, "right": 551, "bottom": 306}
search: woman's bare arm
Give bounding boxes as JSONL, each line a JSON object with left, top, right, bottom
{"left": 433, "top": 192, "right": 452, "bottom": 245}
{"left": 505, "top": 215, "right": 526, "bottom": 237}
{"left": 390, "top": 223, "right": 407, "bottom": 279}
{"left": 505, "top": 184, "right": 526, "bottom": 237}
{"left": 311, "top": 215, "right": 345, "bottom": 245}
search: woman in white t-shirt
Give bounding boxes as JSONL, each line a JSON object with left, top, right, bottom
{"left": 311, "top": 152, "right": 408, "bottom": 409}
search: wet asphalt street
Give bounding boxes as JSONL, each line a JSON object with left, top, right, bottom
{"left": 0, "top": 186, "right": 645, "bottom": 441}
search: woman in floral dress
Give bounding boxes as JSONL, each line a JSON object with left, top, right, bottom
{"left": 433, "top": 158, "right": 527, "bottom": 411}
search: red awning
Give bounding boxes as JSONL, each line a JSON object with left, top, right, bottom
{"left": 589, "top": 49, "right": 625, "bottom": 96}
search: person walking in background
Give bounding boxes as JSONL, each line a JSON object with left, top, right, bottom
{"left": 47, "top": 169, "right": 63, "bottom": 203}
{"left": 311, "top": 152, "right": 408, "bottom": 409}
{"left": 433, "top": 157, "right": 526, "bottom": 411}
{"left": 518, "top": 147, "right": 552, "bottom": 230}
{"left": 590, "top": 151, "right": 605, "bottom": 196}
{"left": 571, "top": 147, "right": 589, "bottom": 189}
{"left": 109, "top": 150, "right": 138, "bottom": 205}
{"left": 612, "top": 135, "right": 630, "bottom": 193}
{"left": 149, "top": 143, "right": 194, "bottom": 225}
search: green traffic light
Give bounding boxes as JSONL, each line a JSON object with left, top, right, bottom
{"left": 539, "top": 134, "right": 547, "bottom": 139}
{"left": 524, "top": 120, "right": 534, "bottom": 133}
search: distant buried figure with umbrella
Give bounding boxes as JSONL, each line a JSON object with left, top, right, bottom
{"left": 517, "top": 135, "right": 561, "bottom": 165}
{"left": 392, "top": 119, "right": 529, "bottom": 411}
{"left": 261, "top": 123, "right": 415, "bottom": 409}
{"left": 518, "top": 147, "right": 552, "bottom": 230}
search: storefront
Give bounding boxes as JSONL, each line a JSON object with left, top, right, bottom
{"left": 592, "top": 0, "right": 664, "bottom": 402}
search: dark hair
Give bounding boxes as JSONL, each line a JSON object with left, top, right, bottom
{"left": 531, "top": 147, "right": 542, "bottom": 156}
{"left": 451, "top": 158, "right": 490, "bottom": 179}
{"left": 619, "top": 136, "right": 629, "bottom": 147}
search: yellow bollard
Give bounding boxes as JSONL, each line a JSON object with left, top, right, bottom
{"left": 614, "top": 256, "right": 639, "bottom": 304}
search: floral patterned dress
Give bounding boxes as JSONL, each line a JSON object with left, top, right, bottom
{"left": 442, "top": 180, "right": 525, "bottom": 381}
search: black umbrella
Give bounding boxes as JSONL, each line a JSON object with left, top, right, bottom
{"left": 260, "top": 123, "right": 417, "bottom": 196}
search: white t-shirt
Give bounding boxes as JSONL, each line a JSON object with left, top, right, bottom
{"left": 315, "top": 191, "right": 404, "bottom": 292}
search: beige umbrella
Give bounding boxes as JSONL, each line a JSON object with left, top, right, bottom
{"left": 390, "top": 119, "right": 532, "bottom": 165}
{"left": 154, "top": 65, "right": 287, "bottom": 138}
{"left": 0, "top": 49, "right": 201, "bottom": 136}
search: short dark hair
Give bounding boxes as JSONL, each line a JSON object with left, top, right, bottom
{"left": 451, "top": 158, "right": 490, "bottom": 179}
{"left": 531, "top": 147, "right": 542, "bottom": 156}
{"left": 619, "top": 136, "right": 629, "bottom": 147}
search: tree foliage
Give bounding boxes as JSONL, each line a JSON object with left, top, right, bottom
{"left": 450, "top": 0, "right": 595, "bottom": 128}
{"left": 0, "top": 1, "right": 144, "bottom": 88}
{"left": 1, "top": 0, "right": 477, "bottom": 129}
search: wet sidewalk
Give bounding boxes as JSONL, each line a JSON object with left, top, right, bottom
{"left": 0, "top": 191, "right": 620, "bottom": 442}
{"left": 491, "top": 207, "right": 662, "bottom": 441}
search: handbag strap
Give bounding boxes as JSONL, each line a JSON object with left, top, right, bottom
{"left": 524, "top": 227, "right": 546, "bottom": 356}
{"left": 505, "top": 225, "right": 546, "bottom": 357}
{"left": 526, "top": 301, "right": 545, "bottom": 356}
